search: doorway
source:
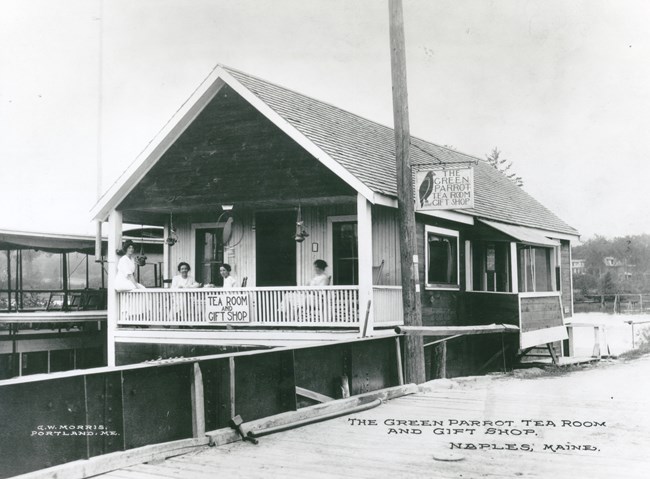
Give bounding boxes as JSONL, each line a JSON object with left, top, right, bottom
{"left": 195, "top": 228, "right": 224, "bottom": 287}
{"left": 332, "top": 220, "right": 358, "bottom": 285}
{"left": 255, "top": 211, "right": 296, "bottom": 286}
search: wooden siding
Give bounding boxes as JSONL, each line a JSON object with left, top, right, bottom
{"left": 118, "top": 84, "right": 355, "bottom": 220}
{"left": 415, "top": 217, "right": 469, "bottom": 326}
{"left": 560, "top": 240, "right": 573, "bottom": 318}
{"left": 371, "top": 205, "right": 402, "bottom": 286}
{"left": 171, "top": 204, "right": 378, "bottom": 288}
{"left": 297, "top": 204, "right": 356, "bottom": 286}
{"left": 461, "top": 292, "right": 519, "bottom": 326}
{"left": 520, "top": 295, "right": 564, "bottom": 333}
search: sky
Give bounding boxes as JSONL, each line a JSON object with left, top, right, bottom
{"left": 1, "top": 0, "right": 649, "bottom": 240}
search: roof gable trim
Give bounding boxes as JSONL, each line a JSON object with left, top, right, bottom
{"left": 218, "top": 68, "right": 374, "bottom": 202}
{"left": 90, "top": 73, "right": 229, "bottom": 221}
{"left": 91, "top": 66, "right": 375, "bottom": 222}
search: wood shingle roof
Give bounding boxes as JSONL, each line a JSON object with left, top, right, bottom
{"left": 225, "top": 67, "right": 578, "bottom": 236}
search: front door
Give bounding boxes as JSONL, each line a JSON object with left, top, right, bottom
{"left": 195, "top": 228, "right": 224, "bottom": 287}
{"left": 255, "top": 211, "right": 296, "bottom": 286}
{"left": 332, "top": 221, "right": 358, "bottom": 285}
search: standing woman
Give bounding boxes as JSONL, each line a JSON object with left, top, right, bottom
{"left": 114, "top": 240, "right": 146, "bottom": 291}
{"left": 220, "top": 263, "right": 237, "bottom": 289}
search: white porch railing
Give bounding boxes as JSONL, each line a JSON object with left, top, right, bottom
{"left": 118, "top": 286, "right": 360, "bottom": 327}
{"left": 373, "top": 286, "right": 404, "bottom": 326}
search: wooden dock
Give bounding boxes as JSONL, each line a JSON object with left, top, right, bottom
{"left": 94, "top": 357, "right": 650, "bottom": 479}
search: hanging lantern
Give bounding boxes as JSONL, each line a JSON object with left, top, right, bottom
{"left": 166, "top": 211, "right": 178, "bottom": 246}
{"left": 294, "top": 203, "right": 309, "bottom": 243}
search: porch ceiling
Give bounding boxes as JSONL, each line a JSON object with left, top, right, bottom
{"left": 118, "top": 84, "right": 355, "bottom": 225}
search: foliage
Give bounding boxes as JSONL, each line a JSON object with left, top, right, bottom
{"left": 573, "top": 234, "right": 650, "bottom": 294}
{"left": 601, "top": 271, "right": 617, "bottom": 294}
{"left": 573, "top": 273, "right": 599, "bottom": 296}
{"left": 486, "top": 147, "right": 523, "bottom": 187}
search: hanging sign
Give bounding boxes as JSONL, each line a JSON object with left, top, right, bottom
{"left": 415, "top": 167, "right": 474, "bottom": 210}
{"left": 206, "top": 292, "right": 251, "bottom": 323}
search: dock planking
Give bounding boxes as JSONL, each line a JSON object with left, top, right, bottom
{"left": 94, "top": 357, "right": 650, "bottom": 479}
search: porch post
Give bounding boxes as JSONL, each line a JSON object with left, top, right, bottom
{"left": 106, "top": 209, "right": 122, "bottom": 367}
{"left": 510, "top": 242, "right": 519, "bottom": 294}
{"left": 163, "top": 218, "right": 171, "bottom": 287}
{"left": 357, "top": 193, "right": 374, "bottom": 335}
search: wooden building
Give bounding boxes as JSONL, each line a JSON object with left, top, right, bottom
{"left": 90, "top": 66, "right": 579, "bottom": 371}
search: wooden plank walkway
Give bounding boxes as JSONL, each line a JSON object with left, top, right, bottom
{"left": 97, "top": 357, "right": 650, "bottom": 479}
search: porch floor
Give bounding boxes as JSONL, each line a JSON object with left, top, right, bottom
{"left": 114, "top": 326, "right": 397, "bottom": 347}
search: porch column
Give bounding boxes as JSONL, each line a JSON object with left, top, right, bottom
{"left": 106, "top": 209, "right": 122, "bottom": 367}
{"left": 163, "top": 219, "right": 171, "bottom": 287}
{"left": 357, "top": 193, "right": 374, "bottom": 335}
{"left": 510, "top": 242, "right": 519, "bottom": 294}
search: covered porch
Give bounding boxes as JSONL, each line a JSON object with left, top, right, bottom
{"left": 98, "top": 79, "right": 404, "bottom": 359}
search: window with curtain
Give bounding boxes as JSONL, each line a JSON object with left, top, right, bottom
{"left": 425, "top": 226, "right": 459, "bottom": 288}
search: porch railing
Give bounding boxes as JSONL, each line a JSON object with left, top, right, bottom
{"left": 373, "top": 286, "right": 404, "bottom": 326}
{"left": 118, "top": 286, "right": 360, "bottom": 327}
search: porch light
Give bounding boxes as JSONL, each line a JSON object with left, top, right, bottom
{"left": 221, "top": 204, "right": 234, "bottom": 211}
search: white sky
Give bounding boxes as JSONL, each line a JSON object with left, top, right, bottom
{"left": 1, "top": 0, "right": 649, "bottom": 240}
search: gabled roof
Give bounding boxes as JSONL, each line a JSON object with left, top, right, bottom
{"left": 91, "top": 65, "right": 578, "bottom": 237}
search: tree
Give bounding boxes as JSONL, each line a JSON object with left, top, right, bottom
{"left": 601, "top": 271, "right": 617, "bottom": 294}
{"left": 486, "top": 147, "right": 523, "bottom": 187}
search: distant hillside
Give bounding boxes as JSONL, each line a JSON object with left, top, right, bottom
{"left": 572, "top": 234, "right": 650, "bottom": 294}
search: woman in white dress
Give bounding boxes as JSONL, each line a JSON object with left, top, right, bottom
{"left": 308, "top": 259, "right": 330, "bottom": 286}
{"left": 114, "top": 240, "right": 146, "bottom": 292}
{"left": 171, "top": 262, "right": 201, "bottom": 288}
{"left": 220, "top": 263, "right": 237, "bottom": 289}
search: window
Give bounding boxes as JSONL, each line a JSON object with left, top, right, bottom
{"left": 472, "top": 241, "right": 511, "bottom": 292}
{"left": 517, "top": 245, "right": 554, "bottom": 292}
{"left": 425, "top": 225, "right": 459, "bottom": 289}
{"left": 332, "top": 221, "right": 358, "bottom": 285}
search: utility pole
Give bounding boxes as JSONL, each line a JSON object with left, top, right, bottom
{"left": 388, "top": 0, "right": 425, "bottom": 384}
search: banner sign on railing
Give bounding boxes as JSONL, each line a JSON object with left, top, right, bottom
{"left": 414, "top": 166, "right": 474, "bottom": 210}
{"left": 206, "top": 292, "right": 251, "bottom": 323}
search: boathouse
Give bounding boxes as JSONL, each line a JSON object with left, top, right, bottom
{"left": 91, "top": 66, "right": 579, "bottom": 372}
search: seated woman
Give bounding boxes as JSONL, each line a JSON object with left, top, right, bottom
{"left": 280, "top": 259, "right": 330, "bottom": 316}
{"left": 171, "top": 262, "right": 202, "bottom": 288}
{"left": 220, "top": 263, "right": 237, "bottom": 289}
{"left": 309, "top": 259, "right": 331, "bottom": 286}
{"left": 114, "top": 240, "right": 146, "bottom": 292}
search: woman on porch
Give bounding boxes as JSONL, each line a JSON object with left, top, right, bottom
{"left": 309, "top": 259, "right": 330, "bottom": 286}
{"left": 115, "top": 240, "right": 146, "bottom": 292}
{"left": 220, "top": 263, "right": 237, "bottom": 289}
{"left": 171, "top": 262, "right": 202, "bottom": 288}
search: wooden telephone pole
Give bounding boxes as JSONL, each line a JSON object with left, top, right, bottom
{"left": 388, "top": 0, "right": 426, "bottom": 384}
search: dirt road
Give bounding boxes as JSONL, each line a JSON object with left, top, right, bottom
{"left": 101, "top": 356, "right": 650, "bottom": 479}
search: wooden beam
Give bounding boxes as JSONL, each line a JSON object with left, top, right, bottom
{"left": 106, "top": 209, "right": 122, "bottom": 367}
{"left": 357, "top": 193, "right": 374, "bottom": 337}
{"left": 206, "top": 383, "right": 419, "bottom": 443}
{"left": 396, "top": 324, "right": 519, "bottom": 336}
{"left": 389, "top": 0, "right": 425, "bottom": 385}
{"left": 295, "top": 386, "right": 334, "bottom": 404}
{"left": 190, "top": 363, "right": 205, "bottom": 438}
{"left": 229, "top": 356, "right": 236, "bottom": 417}
{"left": 11, "top": 437, "right": 210, "bottom": 479}
{"left": 395, "top": 336, "right": 404, "bottom": 385}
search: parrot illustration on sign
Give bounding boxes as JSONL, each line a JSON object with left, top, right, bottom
{"left": 418, "top": 170, "right": 435, "bottom": 207}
